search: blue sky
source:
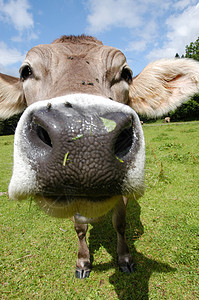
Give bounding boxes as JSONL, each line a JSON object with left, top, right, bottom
{"left": 0, "top": 0, "right": 199, "bottom": 77}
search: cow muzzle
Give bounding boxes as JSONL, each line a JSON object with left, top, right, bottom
{"left": 9, "top": 94, "right": 145, "bottom": 218}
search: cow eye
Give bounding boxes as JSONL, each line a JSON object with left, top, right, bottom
{"left": 20, "top": 65, "right": 33, "bottom": 81}
{"left": 121, "top": 67, "right": 133, "bottom": 84}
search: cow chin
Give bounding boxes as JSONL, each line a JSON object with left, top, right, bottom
{"left": 34, "top": 194, "right": 121, "bottom": 219}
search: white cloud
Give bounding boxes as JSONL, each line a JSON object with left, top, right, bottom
{"left": 11, "top": 31, "right": 38, "bottom": 43}
{"left": 0, "top": 0, "right": 37, "bottom": 72}
{"left": 0, "top": 41, "right": 25, "bottom": 66}
{"left": 0, "top": 0, "right": 33, "bottom": 31}
{"left": 85, "top": 0, "right": 170, "bottom": 34}
{"left": 85, "top": 0, "right": 147, "bottom": 34}
{"left": 0, "top": 0, "right": 38, "bottom": 41}
{"left": 126, "top": 40, "right": 147, "bottom": 52}
{"left": 0, "top": 63, "right": 19, "bottom": 77}
{"left": 147, "top": 3, "right": 199, "bottom": 60}
{"left": 172, "top": 0, "right": 196, "bottom": 11}
{"left": 125, "top": 18, "right": 159, "bottom": 53}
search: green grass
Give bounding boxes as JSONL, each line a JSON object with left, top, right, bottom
{"left": 0, "top": 122, "right": 199, "bottom": 299}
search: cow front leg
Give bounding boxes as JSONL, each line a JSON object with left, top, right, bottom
{"left": 112, "top": 196, "right": 135, "bottom": 273}
{"left": 74, "top": 221, "right": 91, "bottom": 279}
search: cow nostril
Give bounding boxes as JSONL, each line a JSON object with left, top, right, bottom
{"left": 36, "top": 125, "right": 52, "bottom": 148}
{"left": 114, "top": 123, "right": 134, "bottom": 159}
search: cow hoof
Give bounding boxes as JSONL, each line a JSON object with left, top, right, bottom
{"left": 75, "top": 268, "right": 91, "bottom": 279}
{"left": 119, "top": 262, "right": 135, "bottom": 273}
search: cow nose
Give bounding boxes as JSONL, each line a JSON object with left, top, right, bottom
{"left": 24, "top": 99, "right": 136, "bottom": 196}
{"left": 31, "top": 107, "right": 134, "bottom": 160}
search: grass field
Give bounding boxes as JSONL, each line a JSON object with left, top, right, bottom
{"left": 0, "top": 121, "right": 199, "bottom": 299}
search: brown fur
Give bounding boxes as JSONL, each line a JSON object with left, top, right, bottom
{"left": 0, "top": 74, "right": 25, "bottom": 118}
{"left": 52, "top": 34, "right": 103, "bottom": 45}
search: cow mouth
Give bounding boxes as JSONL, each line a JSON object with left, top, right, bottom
{"left": 34, "top": 194, "right": 121, "bottom": 218}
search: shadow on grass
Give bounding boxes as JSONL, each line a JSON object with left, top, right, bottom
{"left": 89, "top": 199, "right": 175, "bottom": 300}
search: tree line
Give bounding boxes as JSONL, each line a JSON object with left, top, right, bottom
{"left": 1, "top": 38, "right": 199, "bottom": 135}
{"left": 0, "top": 115, "right": 21, "bottom": 136}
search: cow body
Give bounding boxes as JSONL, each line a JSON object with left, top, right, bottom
{"left": 164, "top": 117, "right": 171, "bottom": 123}
{"left": 1, "top": 35, "right": 199, "bottom": 278}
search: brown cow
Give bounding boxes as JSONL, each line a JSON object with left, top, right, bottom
{"left": 0, "top": 35, "right": 199, "bottom": 278}
{"left": 164, "top": 117, "right": 171, "bottom": 123}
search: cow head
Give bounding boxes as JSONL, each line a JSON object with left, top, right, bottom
{"left": 0, "top": 35, "right": 199, "bottom": 218}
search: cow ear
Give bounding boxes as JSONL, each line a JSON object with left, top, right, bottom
{"left": 129, "top": 59, "right": 199, "bottom": 117}
{"left": 0, "top": 73, "right": 26, "bottom": 119}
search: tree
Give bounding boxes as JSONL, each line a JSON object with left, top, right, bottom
{"left": 0, "top": 115, "right": 21, "bottom": 136}
{"left": 0, "top": 119, "right": 4, "bottom": 135}
{"left": 169, "top": 96, "right": 199, "bottom": 121}
{"left": 185, "top": 37, "right": 199, "bottom": 61}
